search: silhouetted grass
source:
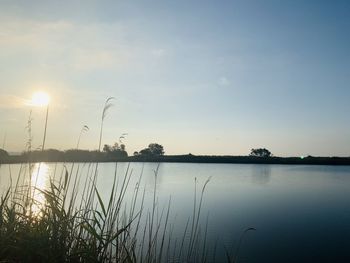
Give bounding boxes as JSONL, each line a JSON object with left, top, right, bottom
{"left": 0, "top": 163, "right": 216, "bottom": 262}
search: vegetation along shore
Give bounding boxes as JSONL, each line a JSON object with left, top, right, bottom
{"left": 1, "top": 146, "right": 349, "bottom": 165}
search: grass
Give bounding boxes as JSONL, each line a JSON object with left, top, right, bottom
{"left": 0, "top": 162, "right": 215, "bottom": 262}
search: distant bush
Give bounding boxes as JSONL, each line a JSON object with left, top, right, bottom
{"left": 249, "top": 148, "right": 272, "bottom": 157}
{"left": 20, "top": 148, "right": 129, "bottom": 162}
{"left": 138, "top": 143, "right": 165, "bottom": 157}
{"left": 103, "top": 142, "right": 128, "bottom": 158}
{"left": 0, "top": 148, "right": 9, "bottom": 160}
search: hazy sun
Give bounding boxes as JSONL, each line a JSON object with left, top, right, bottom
{"left": 31, "top": 92, "right": 50, "bottom": 107}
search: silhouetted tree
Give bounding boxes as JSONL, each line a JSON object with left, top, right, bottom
{"left": 103, "top": 142, "right": 128, "bottom": 158}
{"left": 148, "top": 143, "right": 164, "bottom": 156}
{"left": 139, "top": 148, "right": 152, "bottom": 156}
{"left": 103, "top": 144, "right": 112, "bottom": 153}
{"left": 139, "top": 143, "right": 165, "bottom": 157}
{"left": 250, "top": 148, "right": 272, "bottom": 157}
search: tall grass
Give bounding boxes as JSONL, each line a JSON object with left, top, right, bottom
{"left": 98, "top": 97, "right": 115, "bottom": 152}
{"left": 0, "top": 163, "right": 214, "bottom": 262}
{"left": 77, "top": 125, "right": 89, "bottom": 149}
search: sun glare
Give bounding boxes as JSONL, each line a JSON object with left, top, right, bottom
{"left": 31, "top": 92, "right": 50, "bottom": 107}
{"left": 31, "top": 163, "right": 50, "bottom": 216}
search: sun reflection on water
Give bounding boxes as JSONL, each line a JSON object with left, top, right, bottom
{"left": 31, "top": 163, "right": 50, "bottom": 215}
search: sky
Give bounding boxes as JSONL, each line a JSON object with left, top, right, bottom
{"left": 0, "top": 0, "right": 349, "bottom": 156}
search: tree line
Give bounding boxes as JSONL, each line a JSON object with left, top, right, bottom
{"left": 1, "top": 146, "right": 350, "bottom": 165}
{"left": 0, "top": 143, "right": 166, "bottom": 162}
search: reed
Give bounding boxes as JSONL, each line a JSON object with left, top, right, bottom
{"left": 0, "top": 162, "right": 214, "bottom": 262}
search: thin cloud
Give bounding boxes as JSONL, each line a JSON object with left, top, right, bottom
{"left": 0, "top": 95, "right": 28, "bottom": 109}
{"left": 72, "top": 49, "right": 120, "bottom": 71}
{"left": 0, "top": 17, "right": 131, "bottom": 72}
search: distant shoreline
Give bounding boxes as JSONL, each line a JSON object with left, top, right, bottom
{"left": 1, "top": 155, "right": 350, "bottom": 166}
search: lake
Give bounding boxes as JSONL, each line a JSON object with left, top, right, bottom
{"left": 1, "top": 162, "right": 349, "bottom": 262}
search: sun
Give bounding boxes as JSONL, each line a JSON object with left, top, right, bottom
{"left": 31, "top": 92, "right": 50, "bottom": 107}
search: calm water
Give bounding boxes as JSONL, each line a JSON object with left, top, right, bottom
{"left": 1, "top": 162, "right": 350, "bottom": 262}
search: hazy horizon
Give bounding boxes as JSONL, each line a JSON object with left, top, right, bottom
{"left": 1, "top": 0, "right": 349, "bottom": 157}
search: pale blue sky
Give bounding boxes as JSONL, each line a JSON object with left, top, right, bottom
{"left": 0, "top": 0, "right": 349, "bottom": 156}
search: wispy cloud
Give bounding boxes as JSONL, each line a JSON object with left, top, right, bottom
{"left": 72, "top": 49, "right": 123, "bottom": 71}
{"left": 0, "top": 95, "right": 28, "bottom": 109}
{"left": 0, "top": 17, "right": 132, "bottom": 72}
{"left": 0, "top": 19, "right": 73, "bottom": 49}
